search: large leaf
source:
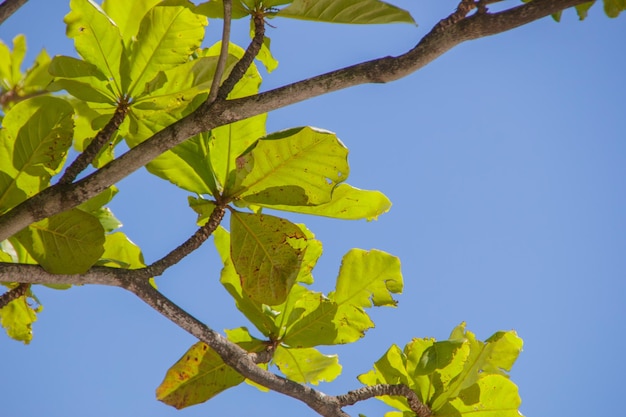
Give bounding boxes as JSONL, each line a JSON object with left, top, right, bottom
{"left": 156, "top": 341, "right": 244, "bottom": 409}
{"left": 195, "top": 0, "right": 256, "bottom": 19}
{"left": 264, "top": 183, "right": 391, "bottom": 220}
{"left": 230, "top": 126, "right": 349, "bottom": 206}
{"left": 65, "top": 0, "right": 124, "bottom": 95}
{"left": 277, "top": 0, "right": 416, "bottom": 24}
{"left": 48, "top": 55, "right": 117, "bottom": 103}
{"left": 97, "top": 232, "right": 146, "bottom": 269}
{"left": 0, "top": 97, "right": 74, "bottom": 212}
{"left": 102, "top": 0, "right": 163, "bottom": 44}
{"left": 214, "top": 226, "right": 281, "bottom": 337}
{"left": 14, "top": 209, "right": 105, "bottom": 274}
{"left": 230, "top": 211, "right": 307, "bottom": 305}
{"left": 273, "top": 345, "right": 341, "bottom": 385}
{"left": 128, "top": 0, "right": 207, "bottom": 97}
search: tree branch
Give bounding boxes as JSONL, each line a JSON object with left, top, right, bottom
{"left": 0, "top": 282, "right": 29, "bottom": 309}
{"left": 58, "top": 100, "right": 129, "bottom": 185}
{"left": 0, "top": 0, "right": 591, "bottom": 242}
{"left": 138, "top": 204, "right": 226, "bottom": 279}
{"left": 206, "top": 0, "right": 232, "bottom": 104}
{"left": 336, "top": 384, "right": 431, "bottom": 417}
{"left": 0, "top": 0, "right": 27, "bottom": 25}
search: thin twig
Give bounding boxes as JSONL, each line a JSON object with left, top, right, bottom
{"left": 206, "top": 0, "right": 232, "bottom": 104}
{"left": 214, "top": 13, "right": 265, "bottom": 101}
{"left": 58, "top": 101, "right": 129, "bottom": 185}
{"left": 0, "top": 282, "right": 29, "bottom": 309}
{"left": 336, "top": 384, "right": 431, "bottom": 417}
{"left": 137, "top": 204, "right": 226, "bottom": 279}
{"left": 0, "top": 0, "right": 28, "bottom": 25}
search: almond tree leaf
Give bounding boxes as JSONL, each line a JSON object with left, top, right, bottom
{"left": 437, "top": 375, "right": 521, "bottom": 417}
{"left": 230, "top": 211, "right": 307, "bottom": 305}
{"left": 263, "top": 183, "right": 391, "bottom": 221}
{"left": 0, "top": 40, "right": 12, "bottom": 89}
{"left": 277, "top": 0, "right": 416, "bottom": 25}
{"left": 196, "top": 0, "right": 254, "bottom": 19}
{"left": 0, "top": 97, "right": 73, "bottom": 212}
{"left": 231, "top": 127, "right": 349, "bottom": 206}
{"left": 97, "top": 232, "right": 146, "bottom": 269}
{"left": 214, "top": 226, "right": 280, "bottom": 337}
{"left": 48, "top": 55, "right": 117, "bottom": 103}
{"left": 156, "top": 341, "right": 244, "bottom": 409}
{"left": 330, "top": 248, "right": 403, "bottom": 308}
{"left": 102, "top": 0, "right": 162, "bottom": 44}
{"left": 14, "top": 208, "right": 105, "bottom": 274}
{"left": 65, "top": 0, "right": 124, "bottom": 95}
{"left": 603, "top": 0, "right": 626, "bottom": 17}
{"left": 22, "top": 49, "right": 54, "bottom": 94}
{"left": 0, "top": 294, "right": 38, "bottom": 344}
{"left": 128, "top": 0, "right": 207, "bottom": 97}
{"left": 273, "top": 345, "right": 341, "bottom": 385}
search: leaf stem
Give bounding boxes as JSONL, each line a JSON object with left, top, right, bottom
{"left": 58, "top": 100, "right": 129, "bottom": 185}
{"left": 0, "top": 282, "right": 30, "bottom": 309}
{"left": 206, "top": 0, "right": 232, "bottom": 104}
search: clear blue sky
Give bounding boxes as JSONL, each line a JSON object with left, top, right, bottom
{"left": 1, "top": 1, "right": 625, "bottom": 417}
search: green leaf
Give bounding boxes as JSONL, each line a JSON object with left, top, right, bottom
{"left": 331, "top": 249, "right": 402, "bottom": 307}
{"left": 22, "top": 49, "right": 54, "bottom": 95}
{"left": 10, "top": 35, "right": 26, "bottom": 84}
{"left": 437, "top": 375, "right": 522, "bottom": 417}
{"left": 604, "top": 0, "right": 626, "bottom": 17}
{"left": 359, "top": 325, "right": 524, "bottom": 416}
{"left": 14, "top": 208, "right": 105, "bottom": 274}
{"left": 230, "top": 211, "right": 307, "bottom": 305}
{"left": 273, "top": 345, "right": 341, "bottom": 385}
{"left": 102, "top": 0, "right": 163, "bottom": 44}
{"left": 264, "top": 183, "right": 391, "bottom": 221}
{"left": 65, "top": 0, "right": 124, "bottom": 95}
{"left": 575, "top": 2, "right": 595, "bottom": 19}
{"left": 214, "top": 226, "right": 280, "bottom": 337}
{"left": 230, "top": 127, "right": 349, "bottom": 206}
{"left": 277, "top": 0, "right": 416, "bottom": 25}
{"left": 48, "top": 55, "right": 117, "bottom": 103}
{"left": 0, "top": 292, "right": 39, "bottom": 344}
{"left": 97, "top": 232, "right": 146, "bottom": 269}
{"left": 195, "top": 0, "right": 255, "bottom": 19}
{"left": 0, "top": 35, "right": 26, "bottom": 88}
{"left": 225, "top": 327, "right": 267, "bottom": 352}
{"left": 128, "top": 0, "right": 207, "bottom": 97}
{"left": 156, "top": 341, "right": 244, "bottom": 409}
{"left": 0, "top": 96, "right": 74, "bottom": 212}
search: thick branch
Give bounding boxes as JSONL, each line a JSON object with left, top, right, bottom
{"left": 0, "top": 282, "right": 29, "bottom": 309}
{"left": 0, "top": 0, "right": 27, "bottom": 25}
{"left": 0, "top": 0, "right": 591, "bottom": 242}
{"left": 336, "top": 384, "right": 431, "bottom": 417}
{"left": 206, "top": 0, "right": 232, "bottom": 104}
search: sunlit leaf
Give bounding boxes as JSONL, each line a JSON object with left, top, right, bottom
{"left": 14, "top": 208, "right": 105, "bottom": 274}
{"left": 231, "top": 127, "right": 349, "bottom": 206}
{"left": 214, "top": 226, "right": 280, "bottom": 337}
{"left": 230, "top": 211, "right": 306, "bottom": 305}
{"left": 48, "top": 55, "right": 117, "bottom": 103}
{"left": 97, "top": 232, "right": 146, "bottom": 269}
{"left": 65, "top": 0, "right": 124, "bottom": 95}
{"left": 0, "top": 293, "right": 38, "bottom": 344}
{"left": 265, "top": 183, "right": 391, "bottom": 221}
{"left": 128, "top": 0, "right": 207, "bottom": 97}
{"left": 195, "top": 0, "right": 254, "bottom": 19}
{"left": 273, "top": 345, "right": 341, "bottom": 385}
{"left": 156, "top": 341, "right": 244, "bottom": 409}
{"left": 331, "top": 249, "right": 402, "bottom": 308}
{"left": 102, "top": 0, "right": 162, "bottom": 44}
{"left": 437, "top": 375, "right": 522, "bottom": 417}
{"left": 277, "top": 0, "right": 416, "bottom": 25}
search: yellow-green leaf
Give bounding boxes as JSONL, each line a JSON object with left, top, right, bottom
{"left": 277, "top": 0, "right": 416, "bottom": 25}
{"left": 264, "top": 183, "right": 391, "bottom": 221}
{"left": 230, "top": 211, "right": 306, "bottom": 305}
{"left": 156, "top": 341, "right": 244, "bottom": 409}
{"left": 273, "top": 345, "right": 341, "bottom": 385}
{"left": 0, "top": 292, "right": 38, "bottom": 344}
{"left": 14, "top": 208, "right": 105, "bottom": 274}
{"left": 102, "top": 0, "right": 163, "bottom": 44}
{"left": 231, "top": 126, "right": 349, "bottom": 206}
{"left": 98, "top": 232, "right": 146, "bottom": 269}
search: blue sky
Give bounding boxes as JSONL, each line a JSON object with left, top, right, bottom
{"left": 1, "top": 1, "right": 625, "bottom": 417}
